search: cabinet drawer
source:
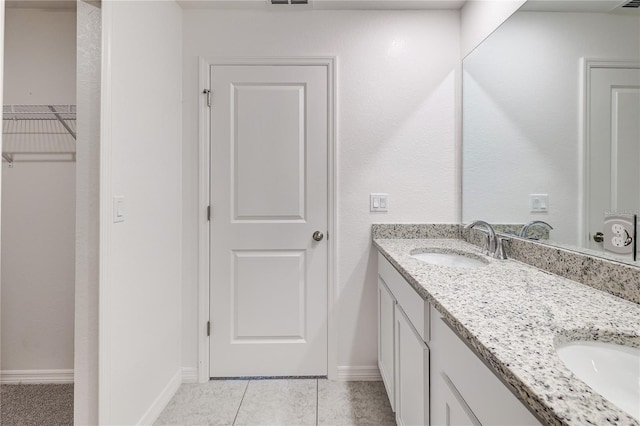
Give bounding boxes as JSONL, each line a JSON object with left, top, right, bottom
{"left": 430, "top": 307, "right": 540, "bottom": 426}
{"left": 378, "top": 253, "right": 430, "bottom": 343}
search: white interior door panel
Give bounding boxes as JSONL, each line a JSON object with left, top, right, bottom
{"left": 209, "top": 64, "right": 328, "bottom": 377}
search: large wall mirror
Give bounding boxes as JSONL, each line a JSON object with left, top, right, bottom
{"left": 463, "top": 0, "right": 640, "bottom": 265}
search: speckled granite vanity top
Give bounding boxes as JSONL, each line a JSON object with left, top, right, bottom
{"left": 373, "top": 238, "right": 640, "bottom": 426}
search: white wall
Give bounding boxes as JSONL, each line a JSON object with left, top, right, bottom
{"left": 460, "top": 0, "right": 525, "bottom": 58}
{"left": 1, "top": 7, "right": 76, "bottom": 375}
{"left": 100, "top": 1, "right": 182, "bottom": 423}
{"left": 3, "top": 8, "right": 76, "bottom": 104}
{"left": 181, "top": 10, "right": 460, "bottom": 375}
{"left": 0, "top": 0, "right": 4, "bottom": 385}
{"left": 1, "top": 163, "right": 76, "bottom": 371}
{"left": 75, "top": 0, "right": 101, "bottom": 423}
{"left": 463, "top": 11, "right": 640, "bottom": 245}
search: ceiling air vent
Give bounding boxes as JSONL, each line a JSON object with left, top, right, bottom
{"left": 622, "top": 0, "right": 640, "bottom": 8}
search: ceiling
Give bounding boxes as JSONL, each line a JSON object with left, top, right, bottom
{"left": 5, "top": 0, "right": 464, "bottom": 11}
{"left": 520, "top": 0, "right": 632, "bottom": 13}
{"left": 178, "top": 0, "right": 466, "bottom": 10}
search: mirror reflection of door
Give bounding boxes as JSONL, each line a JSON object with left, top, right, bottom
{"left": 587, "top": 64, "right": 640, "bottom": 251}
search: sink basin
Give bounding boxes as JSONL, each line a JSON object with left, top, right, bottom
{"left": 410, "top": 250, "right": 488, "bottom": 269}
{"left": 555, "top": 340, "right": 640, "bottom": 421}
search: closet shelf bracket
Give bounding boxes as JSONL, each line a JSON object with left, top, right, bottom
{"left": 48, "top": 105, "right": 76, "bottom": 140}
{"left": 2, "top": 153, "right": 14, "bottom": 168}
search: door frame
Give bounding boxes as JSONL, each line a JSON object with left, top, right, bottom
{"left": 580, "top": 59, "right": 640, "bottom": 247}
{"left": 196, "top": 56, "right": 338, "bottom": 383}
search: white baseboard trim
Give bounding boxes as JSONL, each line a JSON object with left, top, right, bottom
{"left": 336, "top": 366, "right": 382, "bottom": 381}
{"left": 0, "top": 369, "right": 74, "bottom": 384}
{"left": 137, "top": 369, "right": 182, "bottom": 425}
{"left": 181, "top": 367, "right": 198, "bottom": 384}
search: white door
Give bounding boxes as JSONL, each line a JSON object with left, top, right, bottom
{"left": 209, "top": 64, "right": 328, "bottom": 377}
{"left": 588, "top": 66, "right": 640, "bottom": 249}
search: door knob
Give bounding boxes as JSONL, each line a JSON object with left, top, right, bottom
{"left": 312, "top": 231, "right": 324, "bottom": 242}
{"left": 593, "top": 232, "right": 604, "bottom": 243}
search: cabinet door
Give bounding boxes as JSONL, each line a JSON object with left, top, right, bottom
{"left": 430, "top": 308, "right": 541, "bottom": 426}
{"left": 395, "top": 305, "right": 429, "bottom": 426}
{"left": 433, "top": 371, "right": 481, "bottom": 426}
{"left": 378, "top": 277, "right": 396, "bottom": 411}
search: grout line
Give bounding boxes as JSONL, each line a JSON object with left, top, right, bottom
{"left": 232, "top": 379, "right": 250, "bottom": 426}
{"left": 315, "top": 378, "right": 319, "bottom": 426}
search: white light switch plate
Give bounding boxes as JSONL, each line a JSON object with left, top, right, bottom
{"left": 370, "top": 193, "right": 389, "bottom": 212}
{"left": 113, "top": 196, "right": 125, "bottom": 223}
{"left": 530, "top": 194, "right": 549, "bottom": 213}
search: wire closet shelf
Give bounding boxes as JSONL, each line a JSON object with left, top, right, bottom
{"left": 2, "top": 104, "right": 77, "bottom": 166}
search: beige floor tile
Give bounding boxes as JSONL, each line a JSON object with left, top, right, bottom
{"left": 155, "top": 380, "right": 248, "bottom": 426}
{"left": 155, "top": 378, "right": 396, "bottom": 426}
{"left": 317, "top": 380, "right": 395, "bottom": 426}
{"left": 234, "top": 379, "right": 317, "bottom": 426}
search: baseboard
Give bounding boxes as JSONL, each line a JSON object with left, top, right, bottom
{"left": 0, "top": 369, "right": 74, "bottom": 384}
{"left": 181, "top": 367, "right": 198, "bottom": 384}
{"left": 136, "top": 369, "right": 181, "bottom": 425}
{"left": 336, "top": 366, "right": 382, "bottom": 381}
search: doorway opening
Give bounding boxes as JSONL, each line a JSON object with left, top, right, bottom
{"left": 1, "top": 4, "right": 77, "bottom": 424}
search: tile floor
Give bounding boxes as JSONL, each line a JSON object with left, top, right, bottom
{"left": 155, "top": 379, "right": 396, "bottom": 426}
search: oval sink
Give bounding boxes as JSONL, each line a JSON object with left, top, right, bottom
{"left": 410, "top": 251, "right": 488, "bottom": 269}
{"left": 555, "top": 340, "right": 640, "bottom": 421}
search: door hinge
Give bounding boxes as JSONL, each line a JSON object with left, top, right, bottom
{"left": 207, "top": 321, "right": 211, "bottom": 337}
{"left": 203, "top": 89, "right": 212, "bottom": 107}
{"left": 207, "top": 205, "right": 211, "bottom": 221}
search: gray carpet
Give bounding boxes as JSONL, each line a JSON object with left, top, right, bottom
{"left": 0, "top": 384, "right": 73, "bottom": 426}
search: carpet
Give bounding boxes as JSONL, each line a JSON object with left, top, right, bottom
{"left": 0, "top": 384, "right": 73, "bottom": 426}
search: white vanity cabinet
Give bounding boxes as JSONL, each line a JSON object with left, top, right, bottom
{"left": 377, "top": 250, "right": 541, "bottom": 426}
{"left": 378, "top": 253, "right": 430, "bottom": 426}
{"left": 430, "top": 307, "right": 541, "bottom": 426}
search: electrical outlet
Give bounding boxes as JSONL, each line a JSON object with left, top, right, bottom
{"left": 603, "top": 214, "right": 634, "bottom": 254}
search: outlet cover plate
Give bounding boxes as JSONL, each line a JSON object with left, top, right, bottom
{"left": 603, "top": 214, "right": 635, "bottom": 254}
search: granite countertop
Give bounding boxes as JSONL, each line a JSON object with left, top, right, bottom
{"left": 373, "top": 238, "right": 640, "bottom": 426}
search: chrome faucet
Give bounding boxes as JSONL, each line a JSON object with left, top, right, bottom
{"left": 519, "top": 220, "right": 553, "bottom": 239}
{"left": 465, "top": 220, "right": 496, "bottom": 256}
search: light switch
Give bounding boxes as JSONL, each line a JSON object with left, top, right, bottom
{"left": 530, "top": 194, "right": 548, "bottom": 213}
{"left": 370, "top": 193, "right": 389, "bottom": 212}
{"left": 113, "top": 196, "right": 125, "bottom": 223}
